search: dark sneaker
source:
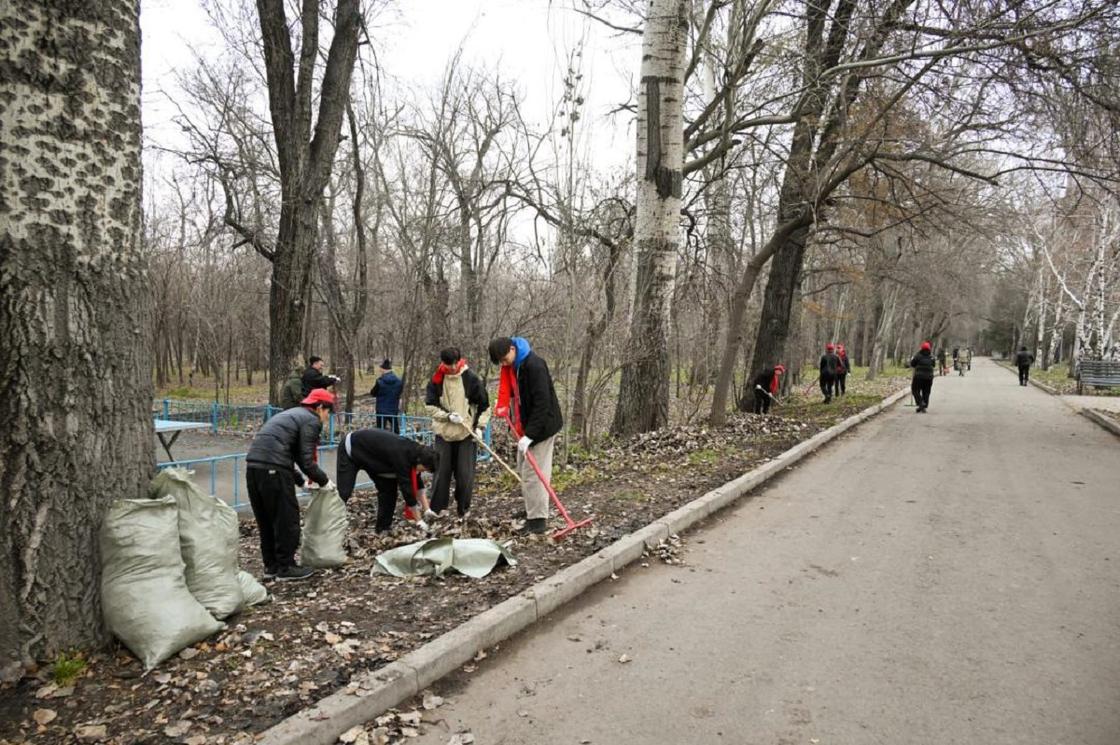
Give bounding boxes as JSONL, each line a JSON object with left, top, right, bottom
{"left": 520, "top": 518, "right": 548, "bottom": 535}
{"left": 262, "top": 565, "right": 280, "bottom": 580}
{"left": 275, "top": 565, "right": 316, "bottom": 582}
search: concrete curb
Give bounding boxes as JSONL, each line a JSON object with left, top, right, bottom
{"left": 1080, "top": 408, "right": 1120, "bottom": 439}
{"left": 257, "top": 387, "right": 910, "bottom": 745}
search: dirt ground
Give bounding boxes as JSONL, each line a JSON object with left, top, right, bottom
{"left": 0, "top": 377, "right": 905, "bottom": 745}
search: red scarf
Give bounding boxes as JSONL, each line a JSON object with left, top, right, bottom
{"left": 771, "top": 365, "right": 785, "bottom": 395}
{"left": 432, "top": 358, "right": 467, "bottom": 385}
{"left": 495, "top": 365, "right": 524, "bottom": 437}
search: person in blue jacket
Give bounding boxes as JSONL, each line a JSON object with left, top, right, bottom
{"left": 371, "top": 358, "right": 404, "bottom": 434}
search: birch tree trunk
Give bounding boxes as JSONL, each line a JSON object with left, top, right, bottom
{"left": 1045, "top": 296, "right": 1065, "bottom": 370}
{"left": 0, "top": 0, "right": 152, "bottom": 672}
{"left": 611, "top": 0, "right": 688, "bottom": 437}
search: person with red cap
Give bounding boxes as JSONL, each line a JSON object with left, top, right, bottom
{"left": 909, "top": 341, "right": 937, "bottom": 413}
{"left": 835, "top": 344, "right": 851, "bottom": 396}
{"left": 245, "top": 388, "right": 336, "bottom": 581}
{"left": 819, "top": 343, "right": 842, "bottom": 403}
{"left": 751, "top": 364, "right": 786, "bottom": 414}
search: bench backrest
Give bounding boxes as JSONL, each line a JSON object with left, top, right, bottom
{"left": 1078, "top": 359, "right": 1120, "bottom": 384}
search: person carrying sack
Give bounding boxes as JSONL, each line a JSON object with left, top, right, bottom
{"left": 245, "top": 388, "right": 336, "bottom": 581}
{"left": 425, "top": 346, "right": 490, "bottom": 520}
{"left": 335, "top": 428, "right": 438, "bottom": 534}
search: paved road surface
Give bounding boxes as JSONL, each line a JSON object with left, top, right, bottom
{"left": 414, "top": 358, "right": 1120, "bottom": 745}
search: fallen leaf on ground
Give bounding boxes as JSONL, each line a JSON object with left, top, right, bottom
{"left": 164, "top": 721, "right": 192, "bottom": 738}
{"left": 178, "top": 648, "right": 199, "bottom": 660}
{"left": 33, "top": 708, "right": 57, "bottom": 725}
{"left": 338, "top": 725, "right": 364, "bottom": 744}
{"left": 618, "top": 654, "right": 631, "bottom": 664}
{"left": 422, "top": 693, "right": 444, "bottom": 710}
{"left": 75, "top": 724, "right": 108, "bottom": 740}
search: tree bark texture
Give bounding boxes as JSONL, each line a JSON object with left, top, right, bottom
{"left": 0, "top": 0, "right": 152, "bottom": 671}
{"left": 256, "top": 0, "right": 361, "bottom": 403}
{"left": 611, "top": 0, "right": 688, "bottom": 438}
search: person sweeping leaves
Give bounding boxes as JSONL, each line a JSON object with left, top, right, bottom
{"left": 751, "top": 364, "right": 786, "bottom": 414}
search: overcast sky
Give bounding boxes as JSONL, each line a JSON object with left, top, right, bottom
{"left": 139, "top": 0, "right": 639, "bottom": 186}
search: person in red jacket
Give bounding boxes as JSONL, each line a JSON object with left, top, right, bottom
{"left": 751, "top": 364, "right": 785, "bottom": 414}
{"left": 835, "top": 344, "right": 850, "bottom": 396}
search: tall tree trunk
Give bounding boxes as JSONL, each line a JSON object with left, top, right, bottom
{"left": 254, "top": 0, "right": 361, "bottom": 404}
{"left": 611, "top": 0, "right": 688, "bottom": 437}
{"left": 0, "top": 0, "right": 152, "bottom": 672}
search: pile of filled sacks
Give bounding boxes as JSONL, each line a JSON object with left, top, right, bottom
{"left": 99, "top": 468, "right": 271, "bottom": 670}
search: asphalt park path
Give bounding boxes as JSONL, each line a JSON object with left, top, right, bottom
{"left": 412, "top": 358, "right": 1120, "bottom": 745}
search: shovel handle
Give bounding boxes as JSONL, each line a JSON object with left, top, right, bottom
{"left": 464, "top": 424, "right": 522, "bottom": 482}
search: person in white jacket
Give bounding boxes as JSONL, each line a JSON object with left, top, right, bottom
{"left": 424, "top": 347, "right": 490, "bottom": 519}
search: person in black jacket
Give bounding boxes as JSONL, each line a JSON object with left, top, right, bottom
{"left": 246, "top": 388, "right": 335, "bottom": 581}
{"left": 751, "top": 364, "right": 785, "bottom": 414}
{"left": 301, "top": 355, "right": 340, "bottom": 397}
{"left": 1014, "top": 346, "right": 1035, "bottom": 386}
{"left": 489, "top": 336, "right": 563, "bottom": 534}
{"left": 819, "top": 343, "right": 841, "bottom": 402}
{"left": 909, "top": 341, "right": 936, "bottom": 413}
{"left": 336, "top": 428, "right": 439, "bottom": 533}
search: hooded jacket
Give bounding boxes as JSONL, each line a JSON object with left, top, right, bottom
{"left": 909, "top": 349, "right": 936, "bottom": 381}
{"left": 1015, "top": 350, "right": 1035, "bottom": 367}
{"left": 371, "top": 371, "right": 404, "bottom": 415}
{"left": 495, "top": 337, "right": 563, "bottom": 443}
{"left": 246, "top": 407, "right": 329, "bottom": 485}
{"left": 425, "top": 363, "right": 491, "bottom": 441}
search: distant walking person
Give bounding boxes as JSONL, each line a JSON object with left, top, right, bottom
{"left": 909, "top": 341, "right": 936, "bottom": 413}
{"left": 1015, "top": 346, "right": 1035, "bottom": 386}
{"left": 301, "top": 356, "right": 340, "bottom": 397}
{"left": 751, "top": 364, "right": 785, "bottom": 414}
{"left": 937, "top": 348, "right": 948, "bottom": 376}
{"left": 245, "top": 389, "right": 336, "bottom": 581}
{"left": 819, "top": 343, "right": 841, "bottom": 403}
{"left": 836, "top": 344, "right": 851, "bottom": 396}
{"left": 425, "top": 347, "right": 490, "bottom": 519}
{"left": 371, "top": 359, "right": 404, "bottom": 434}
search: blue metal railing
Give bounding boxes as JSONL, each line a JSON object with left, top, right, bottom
{"left": 153, "top": 399, "right": 496, "bottom": 510}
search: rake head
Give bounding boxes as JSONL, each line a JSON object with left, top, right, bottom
{"left": 551, "top": 516, "right": 594, "bottom": 541}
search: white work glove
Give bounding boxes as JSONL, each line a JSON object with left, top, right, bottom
{"left": 448, "top": 412, "right": 463, "bottom": 425}
{"left": 517, "top": 436, "right": 533, "bottom": 454}
{"left": 330, "top": 375, "right": 341, "bottom": 383}
{"left": 474, "top": 428, "right": 483, "bottom": 441}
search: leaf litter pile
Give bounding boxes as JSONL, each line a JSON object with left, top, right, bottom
{"left": 0, "top": 382, "right": 902, "bottom": 745}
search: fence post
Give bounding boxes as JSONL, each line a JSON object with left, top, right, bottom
{"left": 233, "top": 456, "right": 240, "bottom": 511}
{"left": 210, "top": 402, "right": 219, "bottom": 434}
{"left": 162, "top": 399, "right": 170, "bottom": 419}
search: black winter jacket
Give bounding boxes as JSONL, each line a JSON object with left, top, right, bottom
{"left": 516, "top": 352, "right": 563, "bottom": 443}
{"left": 246, "top": 407, "right": 329, "bottom": 485}
{"left": 1015, "top": 350, "right": 1035, "bottom": 367}
{"left": 819, "top": 353, "right": 840, "bottom": 380}
{"left": 343, "top": 429, "right": 429, "bottom": 502}
{"left": 752, "top": 368, "right": 777, "bottom": 396}
{"left": 909, "top": 350, "right": 936, "bottom": 381}
{"left": 301, "top": 366, "right": 336, "bottom": 397}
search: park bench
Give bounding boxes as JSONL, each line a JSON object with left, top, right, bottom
{"left": 1076, "top": 359, "right": 1120, "bottom": 394}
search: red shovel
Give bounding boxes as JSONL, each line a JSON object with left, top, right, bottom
{"left": 505, "top": 414, "right": 593, "bottom": 540}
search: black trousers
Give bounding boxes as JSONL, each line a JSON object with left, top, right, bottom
{"left": 1018, "top": 365, "right": 1030, "bottom": 385}
{"left": 376, "top": 413, "right": 400, "bottom": 434}
{"left": 820, "top": 376, "right": 835, "bottom": 399}
{"left": 753, "top": 393, "right": 772, "bottom": 414}
{"left": 246, "top": 467, "right": 300, "bottom": 570}
{"left": 836, "top": 373, "right": 847, "bottom": 395}
{"left": 431, "top": 436, "right": 477, "bottom": 515}
{"left": 911, "top": 378, "right": 933, "bottom": 409}
{"left": 371, "top": 474, "right": 419, "bottom": 533}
